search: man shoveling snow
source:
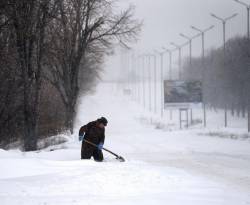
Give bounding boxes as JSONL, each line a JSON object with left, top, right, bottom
{"left": 79, "top": 117, "right": 108, "bottom": 162}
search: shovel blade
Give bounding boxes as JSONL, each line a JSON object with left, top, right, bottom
{"left": 116, "top": 156, "right": 125, "bottom": 162}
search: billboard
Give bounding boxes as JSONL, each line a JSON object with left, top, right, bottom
{"left": 164, "top": 80, "right": 202, "bottom": 108}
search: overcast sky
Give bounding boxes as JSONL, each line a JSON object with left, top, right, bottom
{"left": 103, "top": 0, "right": 247, "bottom": 80}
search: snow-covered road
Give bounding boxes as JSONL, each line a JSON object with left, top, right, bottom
{"left": 1, "top": 83, "right": 250, "bottom": 205}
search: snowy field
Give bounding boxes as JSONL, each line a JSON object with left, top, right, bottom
{"left": 1, "top": 83, "right": 250, "bottom": 205}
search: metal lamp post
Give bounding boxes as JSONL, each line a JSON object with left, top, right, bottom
{"left": 162, "top": 47, "right": 176, "bottom": 120}
{"left": 149, "top": 54, "right": 158, "bottom": 115}
{"left": 170, "top": 42, "right": 184, "bottom": 80}
{"left": 233, "top": 0, "right": 250, "bottom": 39}
{"left": 191, "top": 25, "right": 214, "bottom": 65}
{"left": 152, "top": 54, "right": 157, "bottom": 115}
{"left": 139, "top": 55, "right": 146, "bottom": 109}
{"left": 162, "top": 47, "right": 174, "bottom": 80}
{"left": 145, "top": 54, "right": 152, "bottom": 112}
{"left": 191, "top": 25, "right": 214, "bottom": 127}
{"left": 131, "top": 54, "right": 136, "bottom": 101}
{"left": 178, "top": 33, "right": 200, "bottom": 124}
{"left": 211, "top": 12, "right": 238, "bottom": 127}
{"left": 179, "top": 33, "right": 200, "bottom": 67}
{"left": 155, "top": 49, "right": 167, "bottom": 118}
{"left": 136, "top": 55, "right": 141, "bottom": 103}
{"left": 232, "top": 0, "right": 250, "bottom": 132}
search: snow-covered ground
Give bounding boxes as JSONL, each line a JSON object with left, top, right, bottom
{"left": 1, "top": 83, "right": 250, "bottom": 205}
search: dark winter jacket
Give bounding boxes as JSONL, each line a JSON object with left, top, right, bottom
{"left": 79, "top": 121, "right": 105, "bottom": 145}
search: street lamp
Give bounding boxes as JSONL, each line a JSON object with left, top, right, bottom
{"left": 170, "top": 42, "right": 184, "bottom": 80}
{"left": 139, "top": 54, "right": 146, "bottom": 109}
{"left": 149, "top": 53, "right": 157, "bottom": 115}
{"left": 233, "top": 0, "right": 250, "bottom": 39}
{"left": 232, "top": 0, "right": 250, "bottom": 132}
{"left": 191, "top": 25, "right": 214, "bottom": 127}
{"left": 145, "top": 54, "right": 153, "bottom": 112}
{"left": 191, "top": 25, "right": 214, "bottom": 65}
{"left": 179, "top": 33, "right": 200, "bottom": 67}
{"left": 162, "top": 47, "right": 174, "bottom": 80}
{"left": 161, "top": 47, "right": 176, "bottom": 120}
{"left": 211, "top": 13, "right": 238, "bottom": 57}
{"left": 155, "top": 49, "right": 168, "bottom": 118}
{"left": 211, "top": 12, "right": 238, "bottom": 127}
{"left": 133, "top": 54, "right": 139, "bottom": 102}
{"left": 178, "top": 33, "right": 200, "bottom": 125}
{"left": 136, "top": 55, "right": 141, "bottom": 103}
{"left": 130, "top": 53, "right": 136, "bottom": 101}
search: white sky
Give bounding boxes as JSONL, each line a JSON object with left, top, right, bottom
{"left": 103, "top": 0, "right": 248, "bottom": 81}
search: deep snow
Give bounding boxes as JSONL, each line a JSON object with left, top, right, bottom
{"left": 0, "top": 83, "right": 250, "bottom": 205}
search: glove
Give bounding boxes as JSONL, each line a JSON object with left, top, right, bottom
{"left": 97, "top": 143, "right": 103, "bottom": 150}
{"left": 79, "top": 134, "right": 85, "bottom": 141}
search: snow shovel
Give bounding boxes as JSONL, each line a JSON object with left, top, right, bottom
{"left": 83, "top": 139, "right": 125, "bottom": 162}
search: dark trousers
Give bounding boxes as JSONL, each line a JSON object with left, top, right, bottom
{"left": 81, "top": 143, "right": 104, "bottom": 162}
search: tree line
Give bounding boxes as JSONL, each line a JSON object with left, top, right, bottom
{"left": 182, "top": 36, "right": 250, "bottom": 117}
{"left": 0, "top": 0, "right": 140, "bottom": 151}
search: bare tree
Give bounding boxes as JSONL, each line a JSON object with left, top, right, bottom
{"left": 45, "top": 0, "right": 141, "bottom": 133}
{"left": 1, "top": 0, "right": 58, "bottom": 151}
{"left": 0, "top": 6, "right": 23, "bottom": 146}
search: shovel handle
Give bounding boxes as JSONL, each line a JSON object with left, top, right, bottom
{"left": 83, "top": 139, "right": 123, "bottom": 160}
